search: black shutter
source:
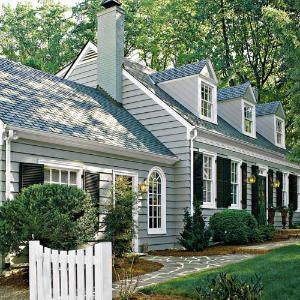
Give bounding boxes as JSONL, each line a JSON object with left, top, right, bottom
{"left": 84, "top": 172, "right": 100, "bottom": 206}
{"left": 241, "top": 163, "right": 247, "bottom": 209}
{"left": 216, "top": 157, "right": 231, "bottom": 208}
{"left": 289, "top": 175, "right": 298, "bottom": 211}
{"left": 276, "top": 171, "right": 283, "bottom": 207}
{"left": 251, "top": 165, "right": 259, "bottom": 218}
{"left": 193, "top": 151, "right": 203, "bottom": 206}
{"left": 19, "top": 163, "right": 44, "bottom": 190}
{"left": 216, "top": 157, "right": 224, "bottom": 208}
{"left": 268, "top": 169, "right": 274, "bottom": 208}
{"left": 223, "top": 158, "right": 231, "bottom": 207}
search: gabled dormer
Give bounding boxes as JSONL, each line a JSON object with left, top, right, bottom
{"left": 150, "top": 60, "right": 218, "bottom": 124}
{"left": 217, "top": 82, "right": 257, "bottom": 138}
{"left": 256, "top": 101, "right": 286, "bottom": 149}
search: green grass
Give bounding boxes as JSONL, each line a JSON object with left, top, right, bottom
{"left": 142, "top": 244, "right": 300, "bottom": 300}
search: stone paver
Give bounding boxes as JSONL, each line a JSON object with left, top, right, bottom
{"left": 112, "top": 253, "right": 254, "bottom": 297}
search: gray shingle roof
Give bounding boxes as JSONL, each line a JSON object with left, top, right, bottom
{"left": 0, "top": 58, "right": 174, "bottom": 158}
{"left": 124, "top": 60, "right": 286, "bottom": 155}
{"left": 256, "top": 101, "right": 281, "bottom": 116}
{"left": 150, "top": 60, "right": 208, "bottom": 84}
{"left": 217, "top": 82, "right": 251, "bottom": 101}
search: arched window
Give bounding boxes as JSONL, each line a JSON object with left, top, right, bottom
{"left": 148, "top": 167, "right": 166, "bottom": 234}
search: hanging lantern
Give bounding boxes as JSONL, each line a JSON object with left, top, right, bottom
{"left": 273, "top": 179, "right": 281, "bottom": 188}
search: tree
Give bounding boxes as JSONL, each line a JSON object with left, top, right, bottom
{"left": 0, "top": 0, "right": 75, "bottom": 73}
{"left": 0, "top": 184, "right": 98, "bottom": 255}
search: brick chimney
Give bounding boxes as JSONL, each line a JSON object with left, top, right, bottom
{"left": 97, "top": 0, "right": 124, "bottom": 102}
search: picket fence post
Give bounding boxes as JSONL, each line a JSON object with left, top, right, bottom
{"left": 29, "top": 241, "right": 112, "bottom": 300}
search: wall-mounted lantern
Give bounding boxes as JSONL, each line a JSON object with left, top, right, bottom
{"left": 247, "top": 175, "right": 256, "bottom": 184}
{"left": 139, "top": 179, "right": 148, "bottom": 193}
{"left": 273, "top": 179, "right": 281, "bottom": 188}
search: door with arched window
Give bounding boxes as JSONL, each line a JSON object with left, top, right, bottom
{"left": 148, "top": 167, "right": 166, "bottom": 235}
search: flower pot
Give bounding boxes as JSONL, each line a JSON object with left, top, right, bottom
{"left": 268, "top": 207, "right": 276, "bottom": 225}
{"left": 281, "top": 209, "right": 288, "bottom": 229}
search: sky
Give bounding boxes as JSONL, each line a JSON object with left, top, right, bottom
{"left": 0, "top": 0, "right": 80, "bottom": 7}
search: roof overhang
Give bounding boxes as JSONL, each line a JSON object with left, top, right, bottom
{"left": 5, "top": 125, "right": 179, "bottom": 166}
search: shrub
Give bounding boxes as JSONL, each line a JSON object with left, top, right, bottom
{"left": 209, "top": 210, "right": 257, "bottom": 245}
{"left": 102, "top": 178, "right": 137, "bottom": 257}
{"left": 256, "top": 224, "right": 275, "bottom": 242}
{"left": 195, "top": 272, "right": 263, "bottom": 300}
{"left": 0, "top": 184, "right": 98, "bottom": 254}
{"left": 179, "top": 206, "right": 211, "bottom": 251}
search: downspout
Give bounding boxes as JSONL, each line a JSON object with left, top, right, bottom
{"left": 4, "top": 129, "right": 16, "bottom": 200}
{"left": 190, "top": 128, "right": 198, "bottom": 215}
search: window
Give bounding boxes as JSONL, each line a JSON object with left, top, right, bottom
{"left": 244, "top": 104, "right": 254, "bottom": 135}
{"left": 231, "top": 161, "right": 239, "bottom": 206}
{"left": 201, "top": 83, "right": 213, "bottom": 119}
{"left": 282, "top": 173, "right": 288, "bottom": 207}
{"left": 276, "top": 118, "right": 284, "bottom": 146}
{"left": 44, "top": 168, "right": 79, "bottom": 187}
{"left": 148, "top": 167, "right": 166, "bottom": 234}
{"left": 203, "top": 155, "right": 213, "bottom": 204}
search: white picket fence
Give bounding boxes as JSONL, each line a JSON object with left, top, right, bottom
{"left": 29, "top": 241, "right": 112, "bottom": 300}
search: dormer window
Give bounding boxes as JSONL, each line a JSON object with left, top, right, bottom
{"left": 275, "top": 118, "right": 284, "bottom": 147}
{"left": 242, "top": 101, "right": 256, "bottom": 137}
{"left": 201, "top": 83, "right": 212, "bottom": 119}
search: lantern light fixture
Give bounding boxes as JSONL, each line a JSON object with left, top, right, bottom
{"left": 247, "top": 175, "right": 256, "bottom": 184}
{"left": 139, "top": 179, "right": 148, "bottom": 193}
{"left": 273, "top": 179, "right": 281, "bottom": 188}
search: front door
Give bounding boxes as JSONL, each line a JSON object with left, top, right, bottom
{"left": 257, "top": 176, "right": 267, "bottom": 225}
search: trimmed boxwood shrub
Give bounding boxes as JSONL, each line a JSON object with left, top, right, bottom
{"left": 0, "top": 184, "right": 98, "bottom": 254}
{"left": 209, "top": 210, "right": 258, "bottom": 245}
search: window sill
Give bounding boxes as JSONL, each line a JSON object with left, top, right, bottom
{"left": 201, "top": 204, "right": 216, "bottom": 209}
{"left": 229, "top": 206, "right": 241, "bottom": 210}
{"left": 147, "top": 229, "right": 167, "bottom": 235}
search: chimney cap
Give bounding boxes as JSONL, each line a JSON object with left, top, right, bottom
{"left": 101, "top": 0, "right": 121, "bottom": 8}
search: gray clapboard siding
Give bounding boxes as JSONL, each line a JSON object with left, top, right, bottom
{"left": 0, "top": 140, "right": 5, "bottom": 203}
{"left": 122, "top": 74, "right": 191, "bottom": 248}
{"left": 5, "top": 138, "right": 178, "bottom": 250}
{"left": 256, "top": 115, "right": 275, "bottom": 145}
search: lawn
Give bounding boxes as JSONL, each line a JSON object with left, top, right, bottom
{"left": 142, "top": 244, "right": 300, "bottom": 300}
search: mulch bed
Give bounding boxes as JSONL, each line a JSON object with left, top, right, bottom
{"left": 149, "top": 244, "right": 271, "bottom": 257}
{"left": 113, "top": 257, "right": 163, "bottom": 281}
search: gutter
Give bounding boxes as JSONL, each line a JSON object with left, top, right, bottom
{"left": 3, "top": 129, "right": 18, "bottom": 200}
{"left": 190, "top": 127, "right": 197, "bottom": 215}
{"left": 7, "top": 126, "right": 179, "bottom": 166}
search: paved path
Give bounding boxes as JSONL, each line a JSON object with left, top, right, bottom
{"left": 112, "top": 253, "right": 254, "bottom": 298}
{"left": 239, "top": 239, "right": 299, "bottom": 250}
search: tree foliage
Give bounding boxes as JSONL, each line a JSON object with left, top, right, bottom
{"left": 0, "top": 0, "right": 299, "bottom": 159}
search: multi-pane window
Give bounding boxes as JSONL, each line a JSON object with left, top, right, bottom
{"left": 201, "top": 83, "right": 213, "bottom": 119}
{"left": 244, "top": 105, "right": 253, "bottom": 134}
{"left": 148, "top": 171, "right": 162, "bottom": 230}
{"left": 231, "top": 161, "right": 239, "bottom": 205}
{"left": 276, "top": 119, "right": 283, "bottom": 146}
{"left": 44, "top": 168, "right": 78, "bottom": 186}
{"left": 282, "top": 173, "right": 288, "bottom": 206}
{"left": 203, "top": 155, "right": 213, "bottom": 203}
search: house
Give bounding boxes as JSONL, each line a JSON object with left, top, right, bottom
{"left": 0, "top": 0, "right": 299, "bottom": 252}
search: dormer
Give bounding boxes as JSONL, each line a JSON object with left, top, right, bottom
{"left": 256, "top": 101, "right": 286, "bottom": 149}
{"left": 150, "top": 60, "right": 218, "bottom": 124}
{"left": 217, "top": 82, "right": 257, "bottom": 138}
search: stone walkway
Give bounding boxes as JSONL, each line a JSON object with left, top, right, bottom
{"left": 239, "top": 238, "right": 299, "bottom": 250}
{"left": 112, "top": 253, "right": 254, "bottom": 297}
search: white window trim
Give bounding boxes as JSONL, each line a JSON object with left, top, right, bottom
{"left": 242, "top": 100, "right": 256, "bottom": 138}
{"left": 198, "top": 78, "right": 217, "bottom": 124}
{"left": 274, "top": 116, "right": 286, "bottom": 149}
{"left": 296, "top": 175, "right": 300, "bottom": 212}
{"left": 229, "top": 158, "right": 242, "bottom": 209}
{"left": 199, "top": 150, "right": 217, "bottom": 209}
{"left": 147, "top": 166, "right": 167, "bottom": 235}
{"left": 282, "top": 172, "right": 289, "bottom": 207}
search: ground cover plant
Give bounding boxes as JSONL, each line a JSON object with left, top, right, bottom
{"left": 142, "top": 245, "right": 300, "bottom": 300}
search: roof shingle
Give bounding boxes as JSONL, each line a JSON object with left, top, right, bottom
{"left": 217, "top": 82, "right": 251, "bottom": 101}
{"left": 150, "top": 60, "right": 207, "bottom": 84}
{"left": 0, "top": 58, "right": 174, "bottom": 157}
{"left": 256, "top": 101, "right": 281, "bottom": 117}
